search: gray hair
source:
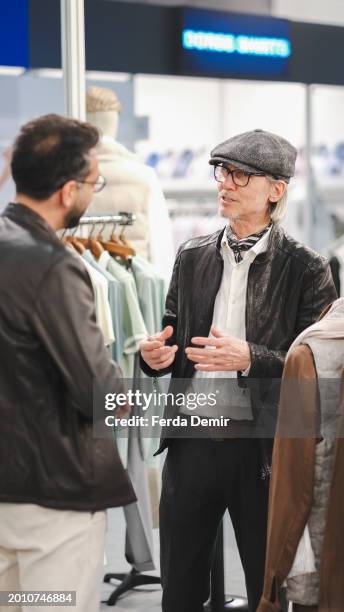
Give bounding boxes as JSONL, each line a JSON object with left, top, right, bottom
{"left": 267, "top": 178, "right": 288, "bottom": 224}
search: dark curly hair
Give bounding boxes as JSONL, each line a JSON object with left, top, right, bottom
{"left": 11, "top": 114, "right": 99, "bottom": 200}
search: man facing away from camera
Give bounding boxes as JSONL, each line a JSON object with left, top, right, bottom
{"left": 140, "top": 129, "right": 337, "bottom": 612}
{"left": 0, "top": 114, "right": 135, "bottom": 612}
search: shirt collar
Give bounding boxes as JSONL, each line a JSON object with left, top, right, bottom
{"left": 98, "top": 250, "right": 111, "bottom": 268}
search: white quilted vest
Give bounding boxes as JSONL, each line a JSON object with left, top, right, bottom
{"left": 88, "top": 138, "right": 155, "bottom": 260}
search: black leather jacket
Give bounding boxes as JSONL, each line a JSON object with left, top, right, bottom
{"left": 141, "top": 223, "right": 337, "bottom": 453}
{"left": 0, "top": 203, "right": 135, "bottom": 511}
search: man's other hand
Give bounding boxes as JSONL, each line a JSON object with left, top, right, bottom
{"left": 140, "top": 325, "right": 178, "bottom": 371}
{"left": 185, "top": 325, "right": 251, "bottom": 372}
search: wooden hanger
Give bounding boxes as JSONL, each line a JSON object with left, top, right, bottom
{"left": 89, "top": 236, "right": 104, "bottom": 259}
{"left": 67, "top": 221, "right": 104, "bottom": 259}
{"left": 100, "top": 240, "right": 135, "bottom": 257}
{"left": 64, "top": 235, "right": 86, "bottom": 254}
{"left": 68, "top": 235, "right": 105, "bottom": 259}
{"left": 64, "top": 218, "right": 136, "bottom": 259}
{"left": 99, "top": 221, "right": 136, "bottom": 257}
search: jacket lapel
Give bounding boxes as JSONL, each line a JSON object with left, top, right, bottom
{"left": 190, "top": 229, "right": 224, "bottom": 341}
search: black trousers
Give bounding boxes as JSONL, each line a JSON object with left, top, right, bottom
{"left": 160, "top": 438, "right": 269, "bottom": 612}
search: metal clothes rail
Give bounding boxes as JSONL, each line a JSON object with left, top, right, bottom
{"left": 78, "top": 212, "right": 135, "bottom": 226}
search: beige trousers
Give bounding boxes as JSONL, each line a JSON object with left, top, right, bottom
{"left": 0, "top": 503, "right": 106, "bottom": 612}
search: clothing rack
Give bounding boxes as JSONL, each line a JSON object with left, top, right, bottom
{"left": 103, "top": 569, "right": 161, "bottom": 606}
{"left": 81, "top": 210, "right": 162, "bottom": 605}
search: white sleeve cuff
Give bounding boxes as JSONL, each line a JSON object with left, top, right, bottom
{"left": 241, "top": 363, "right": 251, "bottom": 377}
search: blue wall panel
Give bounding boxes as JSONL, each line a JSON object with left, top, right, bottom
{"left": 0, "top": 1, "right": 29, "bottom": 68}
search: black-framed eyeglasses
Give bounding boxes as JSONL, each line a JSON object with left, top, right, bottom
{"left": 77, "top": 174, "right": 106, "bottom": 193}
{"left": 214, "top": 164, "right": 266, "bottom": 187}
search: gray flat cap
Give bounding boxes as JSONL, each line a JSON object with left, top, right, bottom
{"left": 209, "top": 129, "right": 297, "bottom": 182}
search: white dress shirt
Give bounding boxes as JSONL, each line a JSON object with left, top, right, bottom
{"left": 188, "top": 224, "right": 272, "bottom": 419}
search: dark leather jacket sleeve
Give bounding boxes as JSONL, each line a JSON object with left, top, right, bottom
{"left": 30, "top": 254, "right": 123, "bottom": 420}
{"left": 247, "top": 260, "right": 337, "bottom": 379}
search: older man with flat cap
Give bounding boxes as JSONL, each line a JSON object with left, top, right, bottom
{"left": 140, "top": 129, "right": 337, "bottom": 612}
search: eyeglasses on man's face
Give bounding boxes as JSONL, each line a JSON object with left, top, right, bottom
{"left": 214, "top": 164, "right": 266, "bottom": 187}
{"left": 77, "top": 174, "right": 107, "bottom": 193}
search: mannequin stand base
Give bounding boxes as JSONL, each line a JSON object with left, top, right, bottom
{"left": 103, "top": 568, "right": 161, "bottom": 606}
{"left": 205, "top": 596, "right": 249, "bottom": 611}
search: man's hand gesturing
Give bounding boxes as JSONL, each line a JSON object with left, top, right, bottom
{"left": 185, "top": 325, "right": 251, "bottom": 372}
{"left": 140, "top": 325, "right": 178, "bottom": 371}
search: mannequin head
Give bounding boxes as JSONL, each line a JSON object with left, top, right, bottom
{"left": 86, "top": 86, "right": 121, "bottom": 140}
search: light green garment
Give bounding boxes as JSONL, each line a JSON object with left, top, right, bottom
{"left": 77, "top": 254, "right": 115, "bottom": 347}
{"left": 66, "top": 244, "right": 115, "bottom": 347}
{"left": 97, "top": 252, "right": 147, "bottom": 468}
{"left": 131, "top": 256, "right": 169, "bottom": 464}
{"left": 97, "top": 251, "right": 147, "bottom": 378}
{"left": 131, "top": 255, "right": 167, "bottom": 335}
{"left": 82, "top": 250, "right": 125, "bottom": 370}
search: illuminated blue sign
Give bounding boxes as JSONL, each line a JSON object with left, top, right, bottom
{"left": 180, "top": 9, "right": 292, "bottom": 79}
{"left": 182, "top": 30, "right": 291, "bottom": 59}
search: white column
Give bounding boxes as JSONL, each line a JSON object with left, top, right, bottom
{"left": 60, "top": 0, "right": 86, "bottom": 120}
{"left": 304, "top": 84, "right": 313, "bottom": 248}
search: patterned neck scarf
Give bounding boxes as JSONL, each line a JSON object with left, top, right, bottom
{"left": 226, "top": 222, "right": 272, "bottom": 263}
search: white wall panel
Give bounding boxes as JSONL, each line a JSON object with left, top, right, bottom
{"left": 272, "top": 0, "right": 344, "bottom": 26}
{"left": 313, "top": 85, "right": 344, "bottom": 148}
{"left": 134, "top": 75, "right": 223, "bottom": 149}
{"left": 222, "top": 80, "right": 305, "bottom": 148}
{"left": 135, "top": 75, "right": 305, "bottom": 150}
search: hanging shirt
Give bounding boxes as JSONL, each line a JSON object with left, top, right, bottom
{"left": 65, "top": 244, "right": 115, "bottom": 347}
{"left": 97, "top": 251, "right": 147, "bottom": 378}
{"left": 130, "top": 256, "right": 168, "bottom": 462}
{"left": 82, "top": 250, "right": 125, "bottom": 366}
{"left": 81, "top": 257, "right": 115, "bottom": 347}
{"left": 131, "top": 255, "right": 167, "bottom": 335}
